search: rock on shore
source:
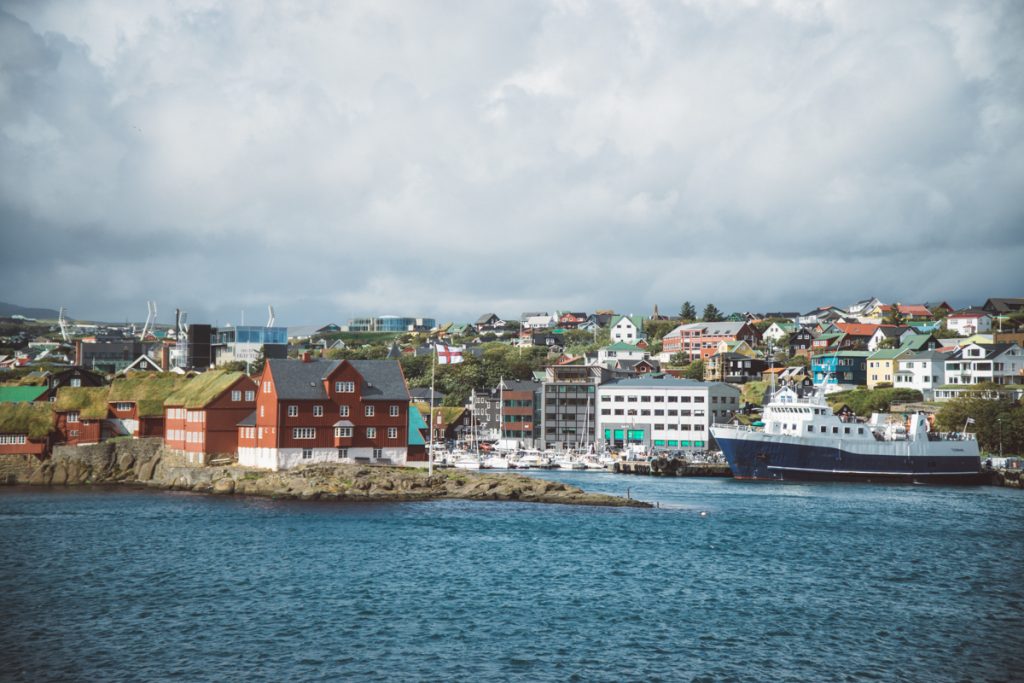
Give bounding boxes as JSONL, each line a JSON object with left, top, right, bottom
{"left": 19, "top": 440, "right": 651, "bottom": 508}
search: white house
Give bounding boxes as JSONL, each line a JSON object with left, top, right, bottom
{"left": 609, "top": 315, "right": 645, "bottom": 343}
{"left": 523, "top": 314, "right": 556, "bottom": 330}
{"left": 943, "top": 342, "right": 1023, "bottom": 388}
{"left": 894, "top": 350, "right": 951, "bottom": 400}
{"left": 597, "top": 342, "right": 649, "bottom": 365}
{"left": 762, "top": 322, "right": 797, "bottom": 344}
{"left": 596, "top": 376, "right": 740, "bottom": 453}
{"left": 945, "top": 310, "right": 993, "bottom": 335}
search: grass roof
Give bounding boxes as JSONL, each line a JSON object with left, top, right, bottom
{"left": 109, "top": 373, "right": 190, "bottom": 417}
{"left": 55, "top": 386, "right": 111, "bottom": 420}
{"left": 411, "top": 402, "right": 465, "bottom": 425}
{"left": 165, "top": 370, "right": 247, "bottom": 409}
{"left": 0, "top": 402, "right": 54, "bottom": 440}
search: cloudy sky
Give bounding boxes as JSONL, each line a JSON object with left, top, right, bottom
{"left": 1, "top": 1, "right": 1022, "bottom": 326}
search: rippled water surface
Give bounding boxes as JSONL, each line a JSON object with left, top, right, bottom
{"left": 2, "top": 475, "right": 1022, "bottom": 682}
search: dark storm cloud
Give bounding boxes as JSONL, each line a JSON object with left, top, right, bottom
{"left": 1, "top": 1, "right": 1022, "bottom": 325}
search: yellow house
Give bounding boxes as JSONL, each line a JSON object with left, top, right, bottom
{"left": 866, "top": 348, "right": 911, "bottom": 389}
{"left": 715, "top": 340, "right": 758, "bottom": 358}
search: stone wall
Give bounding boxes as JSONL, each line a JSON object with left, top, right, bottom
{"left": 0, "top": 454, "right": 44, "bottom": 485}
{"left": 26, "top": 438, "right": 186, "bottom": 486}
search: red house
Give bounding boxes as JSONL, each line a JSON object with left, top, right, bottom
{"left": 238, "top": 358, "right": 411, "bottom": 471}
{"left": 54, "top": 387, "right": 108, "bottom": 445}
{"left": 0, "top": 403, "right": 52, "bottom": 460}
{"left": 164, "top": 370, "right": 257, "bottom": 464}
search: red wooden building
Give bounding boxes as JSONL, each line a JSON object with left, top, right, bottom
{"left": 53, "top": 387, "right": 108, "bottom": 445}
{"left": 238, "top": 358, "right": 411, "bottom": 471}
{"left": 164, "top": 370, "right": 257, "bottom": 464}
{"left": 0, "top": 403, "right": 52, "bottom": 459}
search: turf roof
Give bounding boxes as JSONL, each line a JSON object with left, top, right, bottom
{"left": 164, "top": 370, "right": 248, "bottom": 409}
{"left": 0, "top": 402, "right": 54, "bottom": 440}
{"left": 109, "top": 373, "right": 191, "bottom": 417}
{"left": 54, "top": 387, "right": 111, "bottom": 420}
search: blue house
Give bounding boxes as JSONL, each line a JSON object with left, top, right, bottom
{"left": 812, "top": 351, "right": 870, "bottom": 386}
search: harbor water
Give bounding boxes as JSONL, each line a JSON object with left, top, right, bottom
{"left": 1, "top": 474, "right": 1022, "bottom": 682}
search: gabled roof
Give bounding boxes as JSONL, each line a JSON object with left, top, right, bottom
{"left": 0, "top": 402, "right": 53, "bottom": 439}
{"left": 609, "top": 314, "right": 644, "bottom": 330}
{"left": 475, "top": 313, "right": 502, "bottom": 325}
{"left": 238, "top": 411, "right": 256, "bottom": 427}
{"left": 868, "top": 348, "right": 912, "bottom": 360}
{"left": 835, "top": 322, "right": 881, "bottom": 337}
{"left": 109, "top": 374, "right": 191, "bottom": 417}
{"left": 948, "top": 343, "right": 1018, "bottom": 360}
{"left": 0, "top": 385, "right": 47, "bottom": 403}
{"left": 164, "top": 370, "right": 249, "bottom": 409}
{"left": 267, "top": 359, "right": 409, "bottom": 401}
{"left": 983, "top": 298, "right": 1024, "bottom": 313}
{"left": 603, "top": 342, "right": 643, "bottom": 352}
{"left": 55, "top": 387, "right": 110, "bottom": 419}
{"left": 948, "top": 308, "right": 991, "bottom": 319}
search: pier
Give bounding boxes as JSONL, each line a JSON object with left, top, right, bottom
{"left": 612, "top": 459, "right": 732, "bottom": 477}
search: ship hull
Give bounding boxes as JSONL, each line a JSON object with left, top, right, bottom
{"left": 716, "top": 436, "right": 985, "bottom": 485}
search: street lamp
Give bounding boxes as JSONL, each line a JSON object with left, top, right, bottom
{"left": 997, "top": 416, "right": 1004, "bottom": 458}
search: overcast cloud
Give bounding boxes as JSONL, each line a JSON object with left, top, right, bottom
{"left": 1, "top": 0, "right": 1022, "bottom": 326}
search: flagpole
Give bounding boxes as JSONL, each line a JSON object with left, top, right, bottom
{"left": 429, "top": 342, "right": 436, "bottom": 476}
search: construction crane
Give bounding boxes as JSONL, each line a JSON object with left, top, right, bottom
{"left": 58, "top": 307, "right": 70, "bottom": 343}
{"left": 266, "top": 305, "right": 275, "bottom": 327}
{"left": 140, "top": 301, "right": 157, "bottom": 340}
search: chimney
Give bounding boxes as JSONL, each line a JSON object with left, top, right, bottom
{"left": 302, "top": 351, "right": 311, "bottom": 363}
{"left": 74, "top": 339, "right": 82, "bottom": 366}
{"left": 161, "top": 345, "right": 171, "bottom": 372}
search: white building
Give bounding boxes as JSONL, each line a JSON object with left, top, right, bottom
{"left": 942, "top": 343, "right": 1023, "bottom": 390}
{"left": 596, "top": 376, "right": 740, "bottom": 452}
{"left": 894, "top": 350, "right": 951, "bottom": 400}
{"left": 609, "top": 315, "right": 645, "bottom": 344}
{"left": 945, "top": 310, "right": 993, "bottom": 335}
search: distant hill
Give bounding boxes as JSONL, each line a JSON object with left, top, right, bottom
{"left": 0, "top": 301, "right": 61, "bottom": 320}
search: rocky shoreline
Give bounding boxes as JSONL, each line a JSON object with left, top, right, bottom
{"left": 5, "top": 440, "right": 651, "bottom": 508}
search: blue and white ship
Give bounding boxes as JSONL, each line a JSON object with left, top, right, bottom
{"left": 710, "top": 386, "right": 982, "bottom": 484}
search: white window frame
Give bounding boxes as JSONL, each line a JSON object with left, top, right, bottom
{"left": 335, "top": 381, "right": 355, "bottom": 393}
{"left": 288, "top": 405, "right": 298, "bottom": 417}
{"left": 389, "top": 405, "right": 400, "bottom": 417}
{"left": 292, "top": 427, "right": 315, "bottom": 440}
{"left": 339, "top": 405, "right": 350, "bottom": 417}
{"left": 366, "top": 427, "right": 376, "bottom": 439}
{"left": 245, "top": 390, "right": 255, "bottom": 401}
{"left": 365, "top": 405, "right": 375, "bottom": 417}
{"left": 387, "top": 427, "right": 398, "bottom": 439}
{"left": 231, "top": 390, "right": 241, "bottom": 401}
{"left": 67, "top": 412, "right": 80, "bottom": 423}
{"left": 334, "top": 427, "right": 353, "bottom": 438}
{"left": 313, "top": 405, "right": 323, "bottom": 417}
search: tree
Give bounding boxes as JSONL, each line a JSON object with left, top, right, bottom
{"left": 701, "top": 304, "right": 724, "bottom": 322}
{"left": 935, "top": 394, "right": 1024, "bottom": 454}
{"left": 683, "top": 360, "right": 705, "bottom": 380}
{"left": 679, "top": 301, "right": 697, "bottom": 321}
{"left": 669, "top": 352, "right": 689, "bottom": 366}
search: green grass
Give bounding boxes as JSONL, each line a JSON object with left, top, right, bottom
{"left": 0, "top": 402, "right": 54, "bottom": 439}
{"left": 54, "top": 386, "right": 110, "bottom": 419}
{"left": 164, "top": 370, "right": 248, "bottom": 408}
{"left": 109, "top": 373, "right": 191, "bottom": 417}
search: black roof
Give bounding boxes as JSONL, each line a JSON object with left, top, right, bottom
{"left": 238, "top": 411, "right": 256, "bottom": 427}
{"left": 267, "top": 359, "right": 409, "bottom": 401}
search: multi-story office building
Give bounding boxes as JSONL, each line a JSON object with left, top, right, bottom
{"left": 345, "top": 316, "right": 436, "bottom": 333}
{"left": 213, "top": 325, "right": 288, "bottom": 365}
{"left": 541, "top": 365, "right": 611, "bottom": 450}
{"left": 596, "top": 376, "right": 740, "bottom": 453}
